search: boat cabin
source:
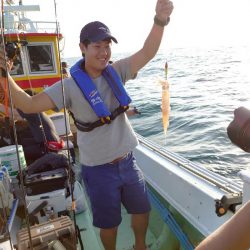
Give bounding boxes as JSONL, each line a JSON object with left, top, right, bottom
{"left": 3, "top": 3, "right": 63, "bottom": 93}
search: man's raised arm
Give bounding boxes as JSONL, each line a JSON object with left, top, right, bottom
{"left": 130, "top": 0, "right": 174, "bottom": 76}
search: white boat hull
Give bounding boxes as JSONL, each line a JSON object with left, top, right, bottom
{"left": 134, "top": 134, "right": 243, "bottom": 237}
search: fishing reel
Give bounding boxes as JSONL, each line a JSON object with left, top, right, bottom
{"left": 4, "top": 40, "right": 28, "bottom": 60}
{"left": 5, "top": 42, "right": 20, "bottom": 60}
{"left": 0, "top": 42, "right": 19, "bottom": 77}
{"left": 0, "top": 40, "right": 28, "bottom": 77}
{"left": 0, "top": 38, "right": 20, "bottom": 59}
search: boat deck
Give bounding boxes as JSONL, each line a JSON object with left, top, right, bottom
{"left": 2, "top": 136, "right": 244, "bottom": 249}
{"left": 75, "top": 182, "right": 155, "bottom": 250}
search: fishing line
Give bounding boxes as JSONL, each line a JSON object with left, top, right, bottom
{"left": 0, "top": 1, "right": 33, "bottom": 249}
{"left": 53, "top": 1, "right": 79, "bottom": 249}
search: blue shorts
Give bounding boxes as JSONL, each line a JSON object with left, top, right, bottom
{"left": 81, "top": 152, "right": 151, "bottom": 229}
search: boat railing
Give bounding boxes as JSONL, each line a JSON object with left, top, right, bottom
{"left": 4, "top": 20, "right": 59, "bottom": 34}
{"left": 3, "top": 4, "right": 60, "bottom": 34}
{"left": 136, "top": 133, "right": 243, "bottom": 194}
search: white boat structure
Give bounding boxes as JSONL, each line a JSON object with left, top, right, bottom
{"left": 0, "top": 1, "right": 250, "bottom": 250}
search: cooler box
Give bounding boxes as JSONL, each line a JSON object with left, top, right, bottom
{"left": 0, "top": 145, "right": 26, "bottom": 178}
{"left": 24, "top": 168, "right": 68, "bottom": 196}
{"left": 16, "top": 216, "right": 75, "bottom": 250}
{"left": 26, "top": 189, "right": 67, "bottom": 223}
{"left": 0, "top": 240, "right": 12, "bottom": 249}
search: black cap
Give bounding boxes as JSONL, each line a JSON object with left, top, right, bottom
{"left": 80, "top": 21, "right": 118, "bottom": 43}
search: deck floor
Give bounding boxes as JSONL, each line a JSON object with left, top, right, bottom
{"left": 76, "top": 195, "right": 155, "bottom": 250}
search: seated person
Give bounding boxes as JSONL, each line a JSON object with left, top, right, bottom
{"left": 16, "top": 89, "right": 63, "bottom": 164}
{"left": 17, "top": 108, "right": 63, "bottom": 163}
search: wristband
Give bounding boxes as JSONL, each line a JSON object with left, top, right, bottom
{"left": 154, "top": 15, "right": 170, "bottom": 27}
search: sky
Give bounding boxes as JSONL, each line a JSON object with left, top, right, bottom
{"left": 24, "top": 0, "right": 250, "bottom": 58}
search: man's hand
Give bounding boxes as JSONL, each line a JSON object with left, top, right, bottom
{"left": 155, "top": 0, "right": 174, "bottom": 23}
{"left": 129, "top": 0, "right": 174, "bottom": 76}
{"left": 126, "top": 106, "right": 141, "bottom": 117}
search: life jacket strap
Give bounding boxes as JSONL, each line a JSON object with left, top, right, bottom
{"left": 70, "top": 105, "right": 129, "bottom": 132}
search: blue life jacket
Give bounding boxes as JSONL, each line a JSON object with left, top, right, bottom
{"left": 69, "top": 59, "right": 131, "bottom": 132}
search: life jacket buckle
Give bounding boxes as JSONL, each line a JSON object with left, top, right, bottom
{"left": 100, "top": 116, "right": 111, "bottom": 124}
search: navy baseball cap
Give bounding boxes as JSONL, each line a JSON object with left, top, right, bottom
{"left": 80, "top": 21, "right": 118, "bottom": 43}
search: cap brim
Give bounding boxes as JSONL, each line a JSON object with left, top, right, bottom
{"left": 110, "top": 36, "right": 118, "bottom": 44}
{"left": 91, "top": 34, "right": 118, "bottom": 43}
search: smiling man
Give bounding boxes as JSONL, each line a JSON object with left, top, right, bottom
{"left": 0, "top": 0, "right": 174, "bottom": 249}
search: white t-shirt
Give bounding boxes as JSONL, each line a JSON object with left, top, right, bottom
{"left": 45, "top": 57, "right": 138, "bottom": 166}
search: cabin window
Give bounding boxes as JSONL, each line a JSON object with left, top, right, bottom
{"left": 9, "top": 53, "right": 24, "bottom": 76}
{"left": 27, "top": 44, "right": 55, "bottom": 73}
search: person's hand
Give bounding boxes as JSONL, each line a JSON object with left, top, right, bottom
{"left": 133, "top": 106, "right": 141, "bottom": 115}
{"left": 155, "top": 0, "right": 174, "bottom": 23}
{"left": 126, "top": 107, "right": 141, "bottom": 117}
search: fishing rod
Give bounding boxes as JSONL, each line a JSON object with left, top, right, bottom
{"left": 0, "top": 1, "right": 73, "bottom": 249}
{"left": 1, "top": 1, "right": 82, "bottom": 248}
{"left": 53, "top": 1, "right": 82, "bottom": 249}
{"left": 0, "top": 1, "right": 34, "bottom": 249}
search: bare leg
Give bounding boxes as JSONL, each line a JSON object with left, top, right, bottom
{"left": 131, "top": 212, "right": 149, "bottom": 250}
{"left": 100, "top": 227, "right": 118, "bottom": 250}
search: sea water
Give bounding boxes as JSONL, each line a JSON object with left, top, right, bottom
{"left": 65, "top": 45, "right": 250, "bottom": 179}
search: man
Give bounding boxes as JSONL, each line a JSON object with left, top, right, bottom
{"left": 0, "top": 0, "right": 173, "bottom": 249}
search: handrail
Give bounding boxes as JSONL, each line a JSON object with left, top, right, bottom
{"left": 4, "top": 20, "right": 59, "bottom": 34}
{"left": 136, "top": 133, "right": 242, "bottom": 194}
